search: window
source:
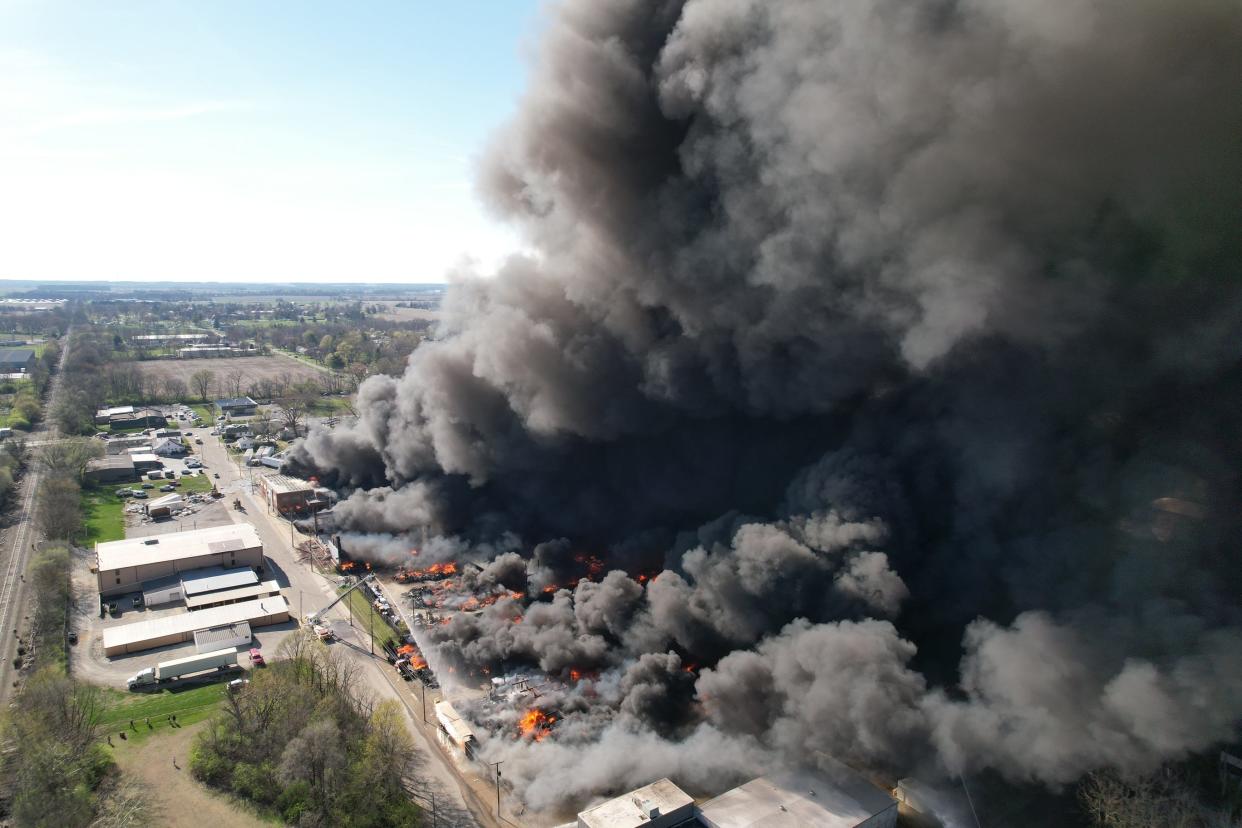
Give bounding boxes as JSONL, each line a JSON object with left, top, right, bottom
{"left": 116, "top": 576, "right": 121, "bottom": 584}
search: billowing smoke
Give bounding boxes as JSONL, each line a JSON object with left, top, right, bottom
{"left": 288, "top": 0, "right": 1242, "bottom": 818}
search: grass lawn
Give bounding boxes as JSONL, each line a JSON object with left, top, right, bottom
{"left": 190, "top": 403, "right": 214, "bottom": 421}
{"left": 339, "top": 587, "right": 401, "bottom": 650}
{"left": 81, "top": 487, "right": 127, "bottom": 545}
{"left": 177, "top": 473, "right": 214, "bottom": 495}
{"left": 97, "top": 680, "right": 231, "bottom": 744}
{"left": 309, "top": 395, "right": 352, "bottom": 415}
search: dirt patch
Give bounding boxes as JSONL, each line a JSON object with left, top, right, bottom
{"left": 130, "top": 355, "right": 325, "bottom": 393}
{"left": 111, "top": 719, "right": 269, "bottom": 828}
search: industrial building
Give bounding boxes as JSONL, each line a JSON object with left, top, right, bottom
{"left": 102, "top": 595, "right": 290, "bottom": 656}
{"left": 215, "top": 396, "right": 258, "bottom": 416}
{"left": 85, "top": 455, "right": 136, "bottom": 485}
{"left": 105, "top": 436, "right": 152, "bottom": 455}
{"left": 258, "top": 473, "right": 328, "bottom": 515}
{"left": 95, "top": 405, "right": 135, "bottom": 425}
{"left": 0, "top": 348, "right": 36, "bottom": 373}
{"left": 577, "top": 778, "right": 696, "bottom": 828}
{"left": 109, "top": 407, "right": 167, "bottom": 430}
{"left": 130, "top": 453, "right": 163, "bottom": 472}
{"left": 96, "top": 523, "right": 264, "bottom": 597}
{"left": 193, "top": 622, "right": 252, "bottom": 653}
{"left": 697, "top": 768, "right": 896, "bottom": 828}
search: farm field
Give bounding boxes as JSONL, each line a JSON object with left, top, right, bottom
{"left": 129, "top": 355, "right": 325, "bottom": 393}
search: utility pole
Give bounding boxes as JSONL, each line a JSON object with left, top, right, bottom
{"left": 420, "top": 681, "right": 428, "bottom": 722}
{"left": 368, "top": 604, "right": 373, "bottom": 655}
{"left": 490, "top": 761, "right": 503, "bottom": 819}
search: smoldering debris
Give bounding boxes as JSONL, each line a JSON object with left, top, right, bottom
{"left": 287, "top": 0, "right": 1242, "bottom": 817}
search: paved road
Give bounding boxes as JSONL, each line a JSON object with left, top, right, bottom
{"left": 0, "top": 331, "right": 71, "bottom": 700}
{"left": 202, "top": 432, "right": 504, "bottom": 828}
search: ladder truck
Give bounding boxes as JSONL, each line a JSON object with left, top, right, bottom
{"left": 304, "top": 572, "right": 376, "bottom": 641}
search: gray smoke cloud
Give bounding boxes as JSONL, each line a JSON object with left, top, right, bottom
{"left": 289, "top": 0, "right": 1242, "bottom": 818}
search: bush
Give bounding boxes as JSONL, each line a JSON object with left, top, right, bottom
{"left": 277, "top": 780, "right": 312, "bottom": 824}
{"left": 231, "top": 761, "right": 276, "bottom": 803}
{"left": 189, "top": 743, "right": 231, "bottom": 786}
{"left": 8, "top": 414, "right": 30, "bottom": 431}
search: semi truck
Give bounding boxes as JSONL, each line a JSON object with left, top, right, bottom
{"left": 126, "top": 647, "right": 239, "bottom": 690}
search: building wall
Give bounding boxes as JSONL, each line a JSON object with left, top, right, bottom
{"left": 102, "top": 608, "right": 287, "bottom": 656}
{"left": 97, "top": 546, "right": 263, "bottom": 597}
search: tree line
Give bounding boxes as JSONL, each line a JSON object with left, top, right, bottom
{"left": 191, "top": 632, "right": 423, "bottom": 827}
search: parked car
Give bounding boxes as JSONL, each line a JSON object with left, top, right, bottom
{"left": 248, "top": 648, "right": 266, "bottom": 667}
{"left": 213, "top": 472, "right": 220, "bottom": 478}
{"left": 131, "top": 490, "right": 148, "bottom": 499}
{"left": 159, "top": 484, "right": 175, "bottom": 492}
{"left": 140, "top": 482, "right": 154, "bottom": 489}
{"left": 164, "top": 470, "right": 176, "bottom": 479}
{"left": 195, "top": 438, "right": 203, "bottom": 445}
{"left": 169, "top": 480, "right": 181, "bottom": 487}
{"left": 67, "top": 631, "right": 78, "bottom": 645}
{"left": 227, "top": 678, "right": 250, "bottom": 692}
{"left": 115, "top": 488, "right": 133, "bottom": 497}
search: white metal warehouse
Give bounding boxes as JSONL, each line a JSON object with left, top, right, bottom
{"left": 102, "top": 595, "right": 290, "bottom": 656}
{"left": 96, "top": 523, "right": 264, "bottom": 597}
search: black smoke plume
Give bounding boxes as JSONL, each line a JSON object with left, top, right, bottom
{"left": 289, "top": 0, "right": 1242, "bottom": 819}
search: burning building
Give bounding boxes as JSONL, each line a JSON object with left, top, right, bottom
{"left": 287, "top": 0, "right": 1242, "bottom": 820}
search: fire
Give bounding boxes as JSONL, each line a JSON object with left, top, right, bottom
{"left": 517, "top": 708, "right": 557, "bottom": 741}
{"left": 396, "top": 644, "right": 416, "bottom": 656}
{"left": 339, "top": 561, "right": 358, "bottom": 572}
{"left": 569, "top": 669, "right": 582, "bottom": 682}
{"left": 541, "top": 585, "right": 557, "bottom": 594}
{"left": 395, "top": 561, "right": 459, "bottom": 583}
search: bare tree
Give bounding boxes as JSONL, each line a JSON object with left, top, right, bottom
{"left": 1079, "top": 768, "right": 1231, "bottom": 828}
{"left": 38, "top": 437, "right": 104, "bottom": 482}
{"left": 278, "top": 718, "right": 346, "bottom": 801}
{"left": 190, "top": 369, "right": 215, "bottom": 402}
{"left": 37, "top": 477, "right": 83, "bottom": 540}
{"left": 162, "top": 376, "right": 187, "bottom": 404}
{"left": 224, "top": 369, "right": 245, "bottom": 399}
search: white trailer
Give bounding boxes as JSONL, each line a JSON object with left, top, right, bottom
{"left": 126, "top": 646, "right": 238, "bottom": 690}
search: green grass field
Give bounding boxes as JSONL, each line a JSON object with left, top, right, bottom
{"left": 190, "top": 403, "right": 214, "bottom": 421}
{"left": 97, "top": 681, "right": 231, "bottom": 744}
{"left": 339, "top": 587, "right": 401, "bottom": 650}
{"left": 81, "top": 488, "right": 126, "bottom": 545}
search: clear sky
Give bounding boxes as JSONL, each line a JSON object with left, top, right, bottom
{"left": 0, "top": 0, "right": 544, "bottom": 283}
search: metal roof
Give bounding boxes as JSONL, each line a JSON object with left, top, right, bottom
{"left": 185, "top": 580, "right": 280, "bottom": 609}
{"left": 180, "top": 565, "right": 259, "bottom": 596}
{"left": 96, "top": 523, "right": 263, "bottom": 572}
{"left": 192, "top": 623, "right": 252, "bottom": 649}
{"left": 0, "top": 349, "right": 35, "bottom": 364}
{"left": 261, "top": 473, "right": 316, "bottom": 494}
{"left": 577, "top": 778, "right": 696, "bottom": 828}
{"left": 697, "top": 767, "right": 895, "bottom": 828}
{"left": 146, "top": 493, "right": 183, "bottom": 509}
{"left": 102, "top": 595, "right": 289, "bottom": 650}
{"left": 215, "top": 396, "right": 257, "bottom": 408}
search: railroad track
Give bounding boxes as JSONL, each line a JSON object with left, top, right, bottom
{"left": 0, "top": 331, "right": 70, "bottom": 694}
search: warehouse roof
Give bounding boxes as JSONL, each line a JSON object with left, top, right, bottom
{"left": 130, "top": 453, "right": 160, "bottom": 465}
{"left": 186, "top": 580, "right": 281, "bottom": 609}
{"left": 697, "top": 767, "right": 895, "bottom": 828}
{"left": 96, "top": 523, "right": 263, "bottom": 572}
{"left": 215, "top": 396, "right": 257, "bottom": 408}
{"left": 181, "top": 566, "right": 260, "bottom": 597}
{"left": 577, "top": 778, "right": 695, "bottom": 828}
{"left": 88, "top": 456, "right": 135, "bottom": 471}
{"left": 261, "top": 473, "right": 316, "bottom": 494}
{"left": 102, "top": 595, "right": 289, "bottom": 652}
{"left": 0, "top": 349, "right": 35, "bottom": 366}
{"left": 193, "top": 622, "right": 252, "bottom": 650}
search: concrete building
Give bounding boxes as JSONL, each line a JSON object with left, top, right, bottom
{"left": 85, "top": 455, "right": 136, "bottom": 485}
{"left": 258, "top": 473, "right": 328, "bottom": 515}
{"left": 96, "top": 523, "right": 264, "bottom": 597}
{"left": 215, "top": 396, "right": 258, "bottom": 416}
{"left": 698, "top": 768, "right": 897, "bottom": 828}
{"left": 101, "top": 594, "right": 289, "bottom": 656}
{"left": 577, "top": 779, "right": 696, "bottom": 828}
{"left": 0, "top": 348, "right": 36, "bottom": 373}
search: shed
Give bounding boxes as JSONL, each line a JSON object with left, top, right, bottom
{"left": 130, "top": 453, "right": 162, "bottom": 471}
{"left": 141, "top": 574, "right": 185, "bottom": 607}
{"left": 193, "top": 622, "right": 252, "bottom": 653}
{"left": 145, "top": 493, "right": 183, "bottom": 519}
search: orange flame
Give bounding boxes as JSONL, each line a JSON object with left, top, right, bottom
{"left": 517, "top": 708, "right": 557, "bottom": 741}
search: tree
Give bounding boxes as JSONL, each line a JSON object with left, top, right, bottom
{"left": 38, "top": 438, "right": 103, "bottom": 482}
{"left": 37, "top": 477, "right": 82, "bottom": 540}
{"left": 224, "top": 369, "right": 245, "bottom": 399}
{"left": 278, "top": 718, "right": 345, "bottom": 812}
{"left": 162, "top": 376, "right": 188, "bottom": 403}
{"left": 191, "top": 369, "right": 215, "bottom": 402}
{"left": 1079, "top": 768, "right": 1233, "bottom": 828}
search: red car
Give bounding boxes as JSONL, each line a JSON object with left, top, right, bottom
{"left": 248, "top": 648, "right": 265, "bottom": 667}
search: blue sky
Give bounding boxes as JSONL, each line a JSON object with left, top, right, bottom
{"left": 0, "top": 0, "right": 545, "bottom": 283}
